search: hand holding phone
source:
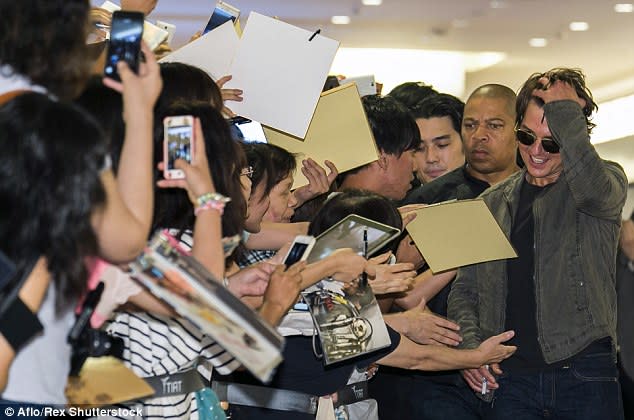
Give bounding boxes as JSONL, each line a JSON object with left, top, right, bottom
{"left": 163, "top": 115, "right": 195, "bottom": 180}
{"left": 282, "top": 235, "right": 316, "bottom": 269}
{"left": 104, "top": 11, "right": 144, "bottom": 81}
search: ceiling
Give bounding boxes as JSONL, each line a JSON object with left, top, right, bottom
{"left": 150, "top": 0, "right": 634, "bottom": 100}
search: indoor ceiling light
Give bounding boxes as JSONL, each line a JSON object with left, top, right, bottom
{"left": 529, "top": 38, "right": 548, "bottom": 47}
{"left": 489, "top": 0, "right": 507, "bottom": 8}
{"left": 331, "top": 15, "right": 351, "bottom": 25}
{"left": 569, "top": 21, "right": 589, "bottom": 31}
{"left": 614, "top": 3, "right": 634, "bottom": 13}
{"left": 362, "top": 0, "right": 383, "bottom": 5}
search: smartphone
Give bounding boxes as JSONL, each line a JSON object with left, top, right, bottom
{"left": 283, "top": 235, "right": 316, "bottom": 268}
{"left": 163, "top": 115, "right": 195, "bottom": 180}
{"left": 104, "top": 11, "right": 144, "bottom": 81}
{"left": 203, "top": 1, "right": 240, "bottom": 34}
{"left": 155, "top": 20, "right": 176, "bottom": 45}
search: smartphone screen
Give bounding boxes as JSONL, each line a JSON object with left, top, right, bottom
{"left": 164, "top": 116, "right": 194, "bottom": 179}
{"left": 235, "top": 120, "right": 268, "bottom": 143}
{"left": 203, "top": 3, "right": 239, "bottom": 34}
{"left": 104, "top": 11, "right": 144, "bottom": 81}
{"left": 284, "top": 242, "right": 310, "bottom": 267}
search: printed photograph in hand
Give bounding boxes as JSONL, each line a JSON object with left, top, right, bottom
{"left": 303, "top": 277, "right": 391, "bottom": 365}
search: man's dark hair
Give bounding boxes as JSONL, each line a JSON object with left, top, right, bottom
{"left": 362, "top": 95, "right": 421, "bottom": 157}
{"left": 411, "top": 93, "right": 465, "bottom": 134}
{"left": 388, "top": 82, "right": 439, "bottom": 111}
{"left": 516, "top": 67, "right": 598, "bottom": 133}
{"left": 0, "top": 0, "right": 92, "bottom": 100}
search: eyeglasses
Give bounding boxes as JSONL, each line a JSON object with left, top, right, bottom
{"left": 515, "top": 128, "right": 560, "bottom": 154}
{"left": 241, "top": 166, "right": 254, "bottom": 179}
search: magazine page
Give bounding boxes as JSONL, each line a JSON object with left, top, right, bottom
{"left": 129, "top": 232, "right": 284, "bottom": 383}
{"left": 302, "top": 277, "right": 391, "bottom": 365}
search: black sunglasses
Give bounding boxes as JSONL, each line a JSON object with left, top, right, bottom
{"left": 515, "top": 128, "right": 560, "bottom": 154}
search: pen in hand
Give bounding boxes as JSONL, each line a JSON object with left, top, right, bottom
{"left": 360, "top": 228, "right": 368, "bottom": 287}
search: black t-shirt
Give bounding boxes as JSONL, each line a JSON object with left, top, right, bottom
{"left": 221, "top": 326, "right": 401, "bottom": 420}
{"left": 501, "top": 180, "right": 608, "bottom": 373}
{"left": 501, "top": 180, "right": 548, "bottom": 371}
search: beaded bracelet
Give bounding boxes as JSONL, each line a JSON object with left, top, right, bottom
{"left": 194, "top": 192, "right": 231, "bottom": 216}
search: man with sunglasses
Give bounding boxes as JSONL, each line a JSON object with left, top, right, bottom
{"left": 448, "top": 68, "right": 628, "bottom": 419}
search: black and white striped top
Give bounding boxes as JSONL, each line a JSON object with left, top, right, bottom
{"left": 103, "top": 229, "right": 240, "bottom": 419}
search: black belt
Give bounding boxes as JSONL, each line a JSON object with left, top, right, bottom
{"left": 144, "top": 367, "right": 206, "bottom": 398}
{"left": 212, "top": 380, "right": 369, "bottom": 415}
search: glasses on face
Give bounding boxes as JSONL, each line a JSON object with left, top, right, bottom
{"left": 241, "top": 166, "right": 254, "bottom": 179}
{"left": 515, "top": 128, "right": 560, "bottom": 154}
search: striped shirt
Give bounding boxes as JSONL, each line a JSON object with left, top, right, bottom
{"left": 102, "top": 229, "right": 240, "bottom": 419}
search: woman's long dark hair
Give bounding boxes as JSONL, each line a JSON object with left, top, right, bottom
{"left": 75, "top": 75, "right": 126, "bottom": 172}
{"left": 0, "top": 93, "right": 107, "bottom": 311}
{"left": 152, "top": 101, "right": 247, "bottom": 264}
{"left": 156, "top": 62, "right": 224, "bottom": 112}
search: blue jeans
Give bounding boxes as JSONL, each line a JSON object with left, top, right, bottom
{"left": 490, "top": 352, "right": 624, "bottom": 420}
{"left": 411, "top": 376, "right": 487, "bottom": 420}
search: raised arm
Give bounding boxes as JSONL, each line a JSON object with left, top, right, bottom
{"left": 94, "top": 42, "right": 162, "bottom": 263}
{"left": 246, "top": 222, "right": 309, "bottom": 251}
{"left": 155, "top": 118, "right": 225, "bottom": 280}
{"left": 394, "top": 268, "right": 456, "bottom": 310}
{"left": 378, "top": 330, "right": 515, "bottom": 371}
{"left": 534, "top": 82, "right": 627, "bottom": 220}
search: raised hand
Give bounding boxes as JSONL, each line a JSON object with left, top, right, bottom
{"left": 103, "top": 41, "right": 162, "bottom": 123}
{"left": 365, "top": 253, "right": 416, "bottom": 295}
{"left": 156, "top": 118, "right": 216, "bottom": 205}
{"left": 397, "top": 203, "right": 427, "bottom": 228}
{"left": 476, "top": 331, "right": 516, "bottom": 365}
{"left": 293, "top": 159, "right": 339, "bottom": 206}
{"left": 216, "top": 75, "right": 243, "bottom": 117}
{"left": 227, "top": 262, "right": 277, "bottom": 298}
{"left": 400, "top": 298, "right": 462, "bottom": 346}
{"left": 532, "top": 76, "right": 586, "bottom": 109}
{"left": 259, "top": 262, "right": 307, "bottom": 325}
